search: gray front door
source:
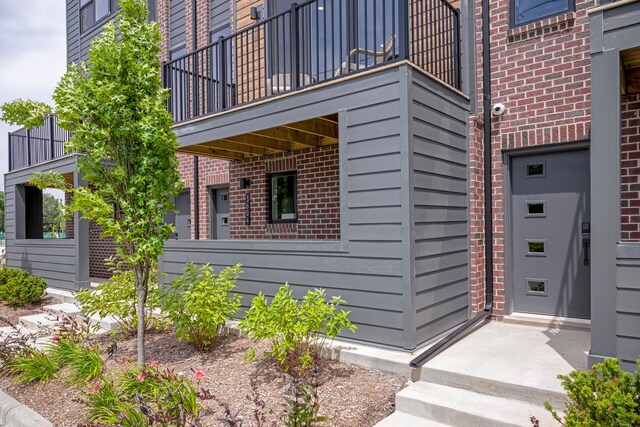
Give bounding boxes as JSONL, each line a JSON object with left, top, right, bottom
{"left": 511, "top": 149, "right": 590, "bottom": 318}
{"left": 209, "top": 187, "right": 230, "bottom": 239}
{"left": 175, "top": 189, "right": 191, "bottom": 240}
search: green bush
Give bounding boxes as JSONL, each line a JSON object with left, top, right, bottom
{"left": 546, "top": 358, "right": 640, "bottom": 426}
{"left": 160, "top": 263, "right": 242, "bottom": 350}
{"left": 75, "top": 270, "right": 165, "bottom": 335}
{"left": 47, "top": 338, "right": 103, "bottom": 384}
{"left": 0, "top": 268, "right": 46, "bottom": 306}
{"left": 81, "top": 362, "right": 201, "bottom": 426}
{"left": 240, "top": 284, "right": 357, "bottom": 374}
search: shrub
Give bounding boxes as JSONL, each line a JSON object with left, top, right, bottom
{"left": 0, "top": 267, "right": 46, "bottom": 306}
{"left": 240, "top": 284, "right": 357, "bottom": 374}
{"left": 160, "top": 263, "right": 242, "bottom": 350}
{"left": 546, "top": 358, "right": 640, "bottom": 426}
{"left": 80, "top": 362, "right": 202, "bottom": 427}
{"left": 75, "top": 270, "right": 165, "bottom": 336}
{"left": 8, "top": 348, "right": 59, "bottom": 384}
{"left": 0, "top": 317, "right": 39, "bottom": 374}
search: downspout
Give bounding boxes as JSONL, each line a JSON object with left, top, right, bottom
{"left": 192, "top": 0, "right": 200, "bottom": 240}
{"left": 410, "top": 0, "right": 493, "bottom": 368}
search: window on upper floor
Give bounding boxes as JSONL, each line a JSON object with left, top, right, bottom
{"left": 81, "top": 0, "right": 117, "bottom": 33}
{"left": 511, "top": 0, "right": 574, "bottom": 27}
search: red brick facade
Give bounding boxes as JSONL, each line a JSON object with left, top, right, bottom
{"left": 88, "top": 222, "right": 118, "bottom": 279}
{"left": 229, "top": 147, "right": 341, "bottom": 240}
{"left": 621, "top": 94, "right": 640, "bottom": 241}
{"left": 469, "top": 0, "right": 594, "bottom": 316}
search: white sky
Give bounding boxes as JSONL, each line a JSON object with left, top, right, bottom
{"left": 0, "top": 1, "right": 67, "bottom": 190}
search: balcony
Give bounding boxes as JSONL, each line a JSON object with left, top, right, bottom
{"left": 7, "top": 115, "right": 71, "bottom": 172}
{"left": 163, "top": 0, "right": 462, "bottom": 124}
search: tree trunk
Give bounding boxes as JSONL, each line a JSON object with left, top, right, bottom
{"left": 136, "top": 280, "right": 148, "bottom": 366}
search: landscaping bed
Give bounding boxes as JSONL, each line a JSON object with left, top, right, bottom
{"left": 0, "top": 325, "right": 405, "bottom": 427}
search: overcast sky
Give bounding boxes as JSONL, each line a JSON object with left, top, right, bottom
{"left": 0, "top": 2, "right": 67, "bottom": 190}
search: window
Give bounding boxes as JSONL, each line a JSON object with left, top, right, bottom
{"left": 527, "top": 279, "right": 547, "bottom": 296}
{"left": 512, "top": 0, "right": 573, "bottom": 27}
{"left": 80, "top": 0, "right": 115, "bottom": 33}
{"left": 526, "top": 239, "right": 547, "bottom": 256}
{"left": 526, "top": 161, "right": 545, "bottom": 178}
{"left": 269, "top": 172, "right": 297, "bottom": 223}
{"left": 526, "top": 201, "right": 545, "bottom": 217}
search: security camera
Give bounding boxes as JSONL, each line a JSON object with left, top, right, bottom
{"left": 492, "top": 103, "right": 506, "bottom": 117}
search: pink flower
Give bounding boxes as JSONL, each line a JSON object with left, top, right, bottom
{"left": 149, "top": 360, "right": 158, "bottom": 368}
{"left": 192, "top": 369, "right": 205, "bottom": 381}
{"left": 136, "top": 372, "right": 146, "bottom": 382}
{"left": 89, "top": 382, "right": 102, "bottom": 394}
{"left": 125, "top": 354, "right": 133, "bottom": 362}
{"left": 50, "top": 335, "right": 60, "bottom": 342}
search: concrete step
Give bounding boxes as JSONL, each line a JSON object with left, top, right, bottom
{"left": 419, "top": 322, "right": 588, "bottom": 409}
{"left": 0, "top": 325, "right": 32, "bottom": 338}
{"left": 18, "top": 313, "right": 58, "bottom": 333}
{"left": 374, "top": 411, "right": 455, "bottom": 426}
{"left": 503, "top": 312, "right": 590, "bottom": 331}
{"left": 395, "top": 382, "right": 557, "bottom": 427}
{"left": 88, "top": 315, "right": 117, "bottom": 332}
{"left": 45, "top": 288, "right": 76, "bottom": 304}
{"left": 43, "top": 302, "right": 81, "bottom": 316}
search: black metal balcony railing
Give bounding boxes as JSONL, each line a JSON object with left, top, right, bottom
{"left": 8, "top": 115, "right": 71, "bottom": 172}
{"left": 164, "top": 0, "right": 461, "bottom": 123}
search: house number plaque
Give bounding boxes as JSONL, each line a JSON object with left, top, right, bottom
{"left": 244, "top": 192, "right": 251, "bottom": 225}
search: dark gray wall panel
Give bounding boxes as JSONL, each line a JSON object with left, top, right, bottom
{"left": 409, "top": 67, "right": 471, "bottom": 346}
{"left": 170, "top": 0, "right": 186, "bottom": 49}
{"left": 164, "top": 65, "right": 470, "bottom": 350}
{"left": 616, "top": 247, "right": 640, "bottom": 367}
{"left": 210, "top": 0, "right": 230, "bottom": 32}
{"left": 4, "top": 156, "right": 86, "bottom": 291}
{"left": 67, "top": 0, "right": 81, "bottom": 63}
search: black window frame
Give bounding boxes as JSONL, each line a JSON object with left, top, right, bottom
{"left": 510, "top": 0, "right": 574, "bottom": 27}
{"left": 80, "top": 0, "right": 118, "bottom": 33}
{"left": 268, "top": 171, "right": 298, "bottom": 224}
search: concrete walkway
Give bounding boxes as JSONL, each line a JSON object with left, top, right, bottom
{"left": 377, "top": 320, "right": 590, "bottom": 426}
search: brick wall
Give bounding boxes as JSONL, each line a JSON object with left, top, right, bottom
{"left": 229, "top": 146, "right": 340, "bottom": 240}
{"left": 621, "top": 94, "right": 640, "bottom": 241}
{"left": 88, "top": 221, "right": 118, "bottom": 279}
{"left": 469, "top": 0, "right": 594, "bottom": 316}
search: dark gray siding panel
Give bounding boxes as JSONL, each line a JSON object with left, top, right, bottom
{"left": 4, "top": 156, "right": 84, "bottom": 291}
{"left": 170, "top": 0, "right": 186, "bottom": 49}
{"left": 616, "top": 246, "right": 640, "bottom": 370}
{"left": 409, "top": 67, "right": 471, "bottom": 345}
{"left": 164, "top": 67, "right": 408, "bottom": 348}
{"left": 210, "top": 0, "right": 230, "bottom": 31}
{"left": 67, "top": 0, "right": 81, "bottom": 64}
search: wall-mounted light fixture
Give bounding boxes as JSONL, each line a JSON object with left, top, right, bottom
{"left": 240, "top": 178, "right": 251, "bottom": 189}
{"left": 250, "top": 6, "right": 262, "bottom": 20}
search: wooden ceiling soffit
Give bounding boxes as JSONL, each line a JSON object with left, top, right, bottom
{"left": 283, "top": 117, "right": 339, "bottom": 140}
{"left": 178, "top": 145, "right": 247, "bottom": 161}
{"left": 200, "top": 140, "right": 270, "bottom": 156}
{"left": 221, "top": 134, "right": 292, "bottom": 152}
{"left": 249, "top": 127, "right": 323, "bottom": 148}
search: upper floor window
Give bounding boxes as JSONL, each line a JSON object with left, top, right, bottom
{"left": 511, "top": 0, "right": 574, "bottom": 27}
{"left": 81, "top": 0, "right": 116, "bottom": 33}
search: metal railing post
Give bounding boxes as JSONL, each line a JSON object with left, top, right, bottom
{"left": 7, "top": 132, "right": 12, "bottom": 172}
{"left": 398, "top": 0, "right": 410, "bottom": 60}
{"left": 49, "top": 115, "right": 56, "bottom": 160}
{"left": 26, "top": 129, "right": 32, "bottom": 167}
{"left": 218, "top": 36, "right": 227, "bottom": 110}
{"left": 290, "top": 3, "right": 299, "bottom": 90}
{"left": 192, "top": 53, "right": 199, "bottom": 118}
{"left": 453, "top": 10, "right": 461, "bottom": 90}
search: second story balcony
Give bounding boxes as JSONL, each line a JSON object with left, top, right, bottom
{"left": 7, "top": 115, "right": 71, "bottom": 172}
{"left": 164, "top": 0, "right": 462, "bottom": 124}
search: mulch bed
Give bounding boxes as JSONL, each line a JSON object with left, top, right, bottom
{"left": 0, "top": 303, "right": 406, "bottom": 427}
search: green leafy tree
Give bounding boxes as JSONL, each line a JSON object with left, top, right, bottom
{"left": 0, "top": 0, "right": 181, "bottom": 364}
{"left": 42, "top": 193, "right": 65, "bottom": 234}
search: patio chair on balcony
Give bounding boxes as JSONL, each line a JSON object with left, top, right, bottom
{"left": 334, "top": 35, "right": 396, "bottom": 77}
{"left": 266, "top": 73, "right": 314, "bottom": 96}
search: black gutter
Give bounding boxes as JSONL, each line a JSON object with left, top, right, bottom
{"left": 192, "top": 0, "right": 200, "bottom": 240}
{"left": 410, "top": 0, "right": 494, "bottom": 369}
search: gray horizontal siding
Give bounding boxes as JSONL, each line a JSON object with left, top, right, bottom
{"left": 67, "top": 0, "right": 81, "bottom": 64}
{"left": 409, "top": 67, "right": 471, "bottom": 346}
{"left": 170, "top": 0, "right": 186, "bottom": 49}
{"left": 164, "top": 66, "right": 408, "bottom": 348}
{"left": 210, "top": 0, "right": 229, "bottom": 32}
{"left": 4, "top": 156, "right": 82, "bottom": 291}
{"left": 616, "top": 246, "right": 640, "bottom": 369}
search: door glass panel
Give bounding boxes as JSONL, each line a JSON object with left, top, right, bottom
{"left": 527, "top": 279, "right": 547, "bottom": 295}
{"left": 527, "top": 240, "right": 546, "bottom": 255}
{"left": 526, "top": 162, "right": 545, "bottom": 177}
{"left": 526, "top": 201, "right": 545, "bottom": 217}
